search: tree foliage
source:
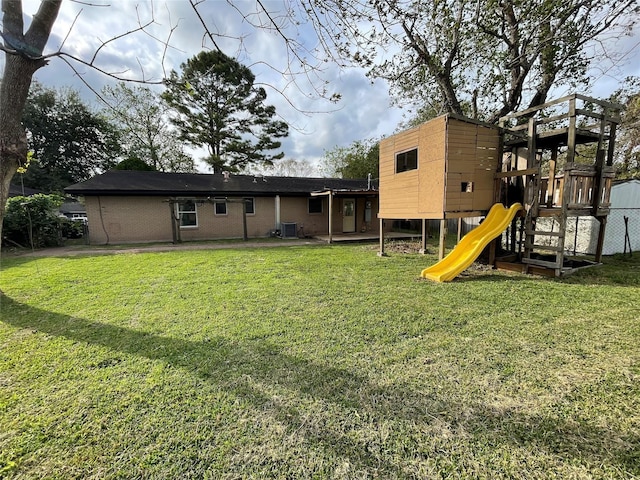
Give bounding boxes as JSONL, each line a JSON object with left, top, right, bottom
{"left": 102, "top": 83, "right": 195, "bottom": 173}
{"left": 243, "top": 158, "right": 320, "bottom": 177}
{"left": 320, "top": 139, "right": 379, "bottom": 179}
{"left": 114, "top": 157, "right": 156, "bottom": 171}
{"left": 303, "top": 0, "right": 639, "bottom": 122}
{"left": 162, "top": 50, "right": 289, "bottom": 173}
{"left": 611, "top": 77, "right": 640, "bottom": 179}
{"left": 16, "top": 83, "right": 120, "bottom": 193}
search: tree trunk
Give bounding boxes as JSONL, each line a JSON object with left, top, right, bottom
{"left": 0, "top": 56, "right": 34, "bottom": 243}
{"left": 0, "top": 0, "right": 62, "bottom": 242}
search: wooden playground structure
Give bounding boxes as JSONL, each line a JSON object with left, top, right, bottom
{"left": 378, "top": 94, "right": 623, "bottom": 278}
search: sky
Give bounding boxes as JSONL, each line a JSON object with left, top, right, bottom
{"left": 4, "top": 1, "right": 640, "bottom": 174}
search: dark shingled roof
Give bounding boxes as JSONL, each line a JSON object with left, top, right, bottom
{"left": 9, "top": 184, "right": 41, "bottom": 197}
{"left": 64, "top": 170, "right": 377, "bottom": 197}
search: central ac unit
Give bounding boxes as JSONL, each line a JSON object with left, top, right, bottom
{"left": 280, "top": 222, "right": 297, "bottom": 238}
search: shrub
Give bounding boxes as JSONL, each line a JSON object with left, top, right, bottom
{"left": 3, "top": 194, "right": 65, "bottom": 248}
{"left": 59, "top": 217, "right": 86, "bottom": 239}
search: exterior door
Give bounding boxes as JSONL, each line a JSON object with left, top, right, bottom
{"left": 342, "top": 198, "right": 356, "bottom": 233}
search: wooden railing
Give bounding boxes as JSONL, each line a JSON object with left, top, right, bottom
{"left": 499, "top": 93, "right": 622, "bottom": 146}
{"left": 537, "top": 165, "right": 613, "bottom": 210}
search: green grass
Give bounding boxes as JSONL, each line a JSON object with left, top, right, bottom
{"left": 1, "top": 244, "right": 639, "bottom": 479}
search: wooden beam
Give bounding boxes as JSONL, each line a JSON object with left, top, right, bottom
{"left": 419, "top": 218, "right": 428, "bottom": 254}
{"left": 495, "top": 167, "right": 539, "bottom": 179}
{"left": 595, "top": 216, "right": 607, "bottom": 263}
{"left": 378, "top": 218, "right": 386, "bottom": 256}
{"left": 547, "top": 149, "right": 557, "bottom": 207}
{"left": 439, "top": 219, "right": 447, "bottom": 260}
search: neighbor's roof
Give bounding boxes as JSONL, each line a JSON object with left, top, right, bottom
{"left": 59, "top": 201, "right": 86, "bottom": 214}
{"left": 64, "top": 170, "right": 378, "bottom": 197}
{"left": 9, "top": 184, "right": 41, "bottom": 197}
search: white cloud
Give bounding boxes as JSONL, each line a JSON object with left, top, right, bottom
{"left": 4, "top": 1, "right": 639, "bottom": 175}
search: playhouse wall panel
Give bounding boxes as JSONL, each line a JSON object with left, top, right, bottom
{"left": 418, "top": 158, "right": 445, "bottom": 216}
{"left": 379, "top": 125, "right": 423, "bottom": 218}
{"left": 394, "top": 134, "right": 420, "bottom": 152}
{"left": 379, "top": 173, "right": 421, "bottom": 217}
{"left": 472, "top": 189, "right": 494, "bottom": 210}
{"left": 445, "top": 119, "right": 500, "bottom": 214}
{"left": 378, "top": 141, "right": 396, "bottom": 177}
{"left": 379, "top": 114, "right": 500, "bottom": 220}
{"left": 417, "top": 116, "right": 446, "bottom": 217}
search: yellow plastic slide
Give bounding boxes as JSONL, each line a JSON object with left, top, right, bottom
{"left": 421, "top": 203, "right": 523, "bottom": 282}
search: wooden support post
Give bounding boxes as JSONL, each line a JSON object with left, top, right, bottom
{"left": 439, "top": 219, "right": 447, "bottom": 260}
{"left": 606, "top": 118, "right": 618, "bottom": 167}
{"left": 547, "top": 149, "right": 557, "bottom": 207}
{"left": 488, "top": 239, "right": 497, "bottom": 267}
{"left": 523, "top": 117, "right": 538, "bottom": 274}
{"left": 592, "top": 114, "right": 609, "bottom": 215}
{"left": 595, "top": 216, "right": 607, "bottom": 263}
{"left": 419, "top": 218, "right": 428, "bottom": 254}
{"left": 378, "top": 218, "right": 386, "bottom": 256}
{"left": 555, "top": 96, "right": 578, "bottom": 274}
{"left": 457, "top": 218, "right": 463, "bottom": 242}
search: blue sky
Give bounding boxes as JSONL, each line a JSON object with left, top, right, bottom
{"left": 5, "top": 1, "right": 640, "bottom": 173}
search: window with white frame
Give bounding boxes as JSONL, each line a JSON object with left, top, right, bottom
{"left": 308, "top": 197, "right": 323, "bottom": 214}
{"left": 176, "top": 199, "right": 197, "bottom": 228}
{"left": 214, "top": 198, "right": 227, "bottom": 215}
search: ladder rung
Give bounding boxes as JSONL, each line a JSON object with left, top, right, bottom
{"left": 522, "top": 258, "right": 562, "bottom": 268}
{"left": 525, "top": 243, "right": 564, "bottom": 252}
{"left": 526, "top": 230, "right": 563, "bottom": 237}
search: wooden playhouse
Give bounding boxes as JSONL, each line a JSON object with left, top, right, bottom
{"left": 378, "top": 113, "right": 501, "bottom": 259}
{"left": 378, "top": 94, "right": 622, "bottom": 277}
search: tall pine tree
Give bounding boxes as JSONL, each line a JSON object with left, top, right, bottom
{"left": 162, "top": 50, "right": 288, "bottom": 173}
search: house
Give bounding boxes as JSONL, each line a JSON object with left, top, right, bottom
{"left": 9, "top": 184, "right": 41, "bottom": 197}
{"left": 64, "top": 170, "right": 380, "bottom": 245}
{"left": 59, "top": 200, "right": 88, "bottom": 222}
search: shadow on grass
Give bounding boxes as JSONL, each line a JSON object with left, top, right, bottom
{"left": 2, "top": 294, "right": 639, "bottom": 476}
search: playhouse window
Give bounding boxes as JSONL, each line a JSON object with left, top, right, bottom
{"left": 395, "top": 148, "right": 418, "bottom": 173}
{"left": 461, "top": 182, "right": 474, "bottom": 193}
{"left": 176, "top": 199, "right": 197, "bottom": 228}
{"left": 308, "top": 197, "right": 323, "bottom": 214}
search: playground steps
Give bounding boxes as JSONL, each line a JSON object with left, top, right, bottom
{"left": 522, "top": 220, "right": 567, "bottom": 274}
{"left": 497, "top": 94, "right": 622, "bottom": 277}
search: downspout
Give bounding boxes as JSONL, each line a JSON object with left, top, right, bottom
{"left": 275, "top": 195, "right": 281, "bottom": 231}
{"left": 242, "top": 198, "right": 248, "bottom": 241}
{"left": 328, "top": 191, "right": 333, "bottom": 244}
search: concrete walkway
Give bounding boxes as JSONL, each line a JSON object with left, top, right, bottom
{"left": 4, "top": 232, "right": 422, "bottom": 258}
{"left": 3, "top": 238, "right": 325, "bottom": 258}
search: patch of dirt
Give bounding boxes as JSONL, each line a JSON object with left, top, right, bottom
{"left": 385, "top": 240, "right": 425, "bottom": 254}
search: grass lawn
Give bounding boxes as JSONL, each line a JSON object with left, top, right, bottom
{"left": 1, "top": 243, "right": 639, "bottom": 479}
